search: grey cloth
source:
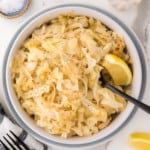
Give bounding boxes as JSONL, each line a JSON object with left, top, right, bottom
{"left": 132, "top": 0, "right": 150, "bottom": 48}
{"left": 132, "top": 0, "right": 150, "bottom": 73}
{"left": 0, "top": 104, "right": 51, "bottom": 150}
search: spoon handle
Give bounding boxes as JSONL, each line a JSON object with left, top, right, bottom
{"left": 104, "top": 83, "right": 150, "bottom": 114}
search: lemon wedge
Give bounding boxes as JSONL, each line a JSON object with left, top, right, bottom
{"left": 129, "top": 132, "right": 150, "bottom": 150}
{"left": 102, "top": 54, "right": 132, "bottom": 85}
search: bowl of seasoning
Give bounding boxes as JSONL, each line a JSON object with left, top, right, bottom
{"left": 0, "top": 0, "right": 31, "bottom": 18}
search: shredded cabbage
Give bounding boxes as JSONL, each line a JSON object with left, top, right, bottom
{"left": 11, "top": 14, "right": 128, "bottom": 138}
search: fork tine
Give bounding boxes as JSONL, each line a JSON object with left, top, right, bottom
{"left": 0, "top": 139, "right": 10, "bottom": 150}
{"left": 7, "top": 133, "right": 23, "bottom": 150}
{"left": 3, "top": 136, "right": 17, "bottom": 150}
{"left": 10, "top": 130, "right": 30, "bottom": 150}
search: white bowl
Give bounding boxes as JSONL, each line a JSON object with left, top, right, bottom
{"left": 2, "top": 4, "right": 148, "bottom": 149}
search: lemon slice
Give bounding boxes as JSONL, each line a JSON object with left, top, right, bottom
{"left": 129, "top": 132, "right": 150, "bottom": 150}
{"left": 102, "top": 54, "right": 132, "bottom": 85}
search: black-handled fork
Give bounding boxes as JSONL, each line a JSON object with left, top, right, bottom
{"left": 99, "top": 72, "right": 150, "bottom": 114}
{"left": 0, "top": 130, "right": 30, "bottom": 150}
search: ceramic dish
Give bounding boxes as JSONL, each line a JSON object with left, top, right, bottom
{"left": 2, "top": 4, "right": 148, "bottom": 149}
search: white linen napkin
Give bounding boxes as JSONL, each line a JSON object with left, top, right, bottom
{"left": 0, "top": 104, "right": 52, "bottom": 150}
{"left": 108, "top": 0, "right": 141, "bottom": 10}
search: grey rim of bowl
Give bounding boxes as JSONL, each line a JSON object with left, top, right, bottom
{"left": 2, "top": 4, "right": 147, "bottom": 148}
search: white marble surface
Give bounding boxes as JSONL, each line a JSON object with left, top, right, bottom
{"left": 0, "top": 0, "right": 150, "bottom": 150}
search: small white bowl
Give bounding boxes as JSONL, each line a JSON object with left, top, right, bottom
{"left": 0, "top": 0, "right": 31, "bottom": 19}
{"left": 2, "top": 4, "right": 148, "bottom": 149}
